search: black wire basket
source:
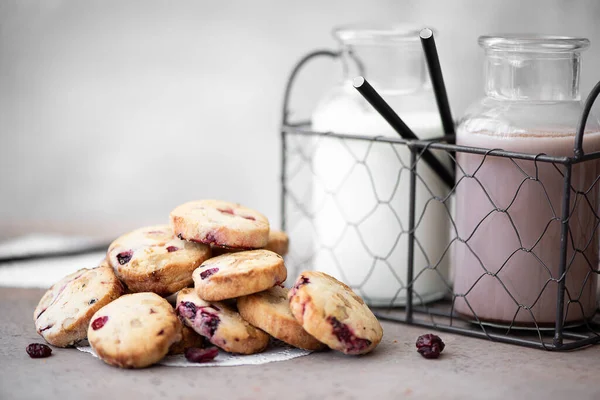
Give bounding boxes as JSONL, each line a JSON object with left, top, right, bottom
{"left": 280, "top": 50, "right": 600, "bottom": 351}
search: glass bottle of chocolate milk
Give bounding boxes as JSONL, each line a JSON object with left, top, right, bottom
{"left": 453, "top": 35, "right": 600, "bottom": 326}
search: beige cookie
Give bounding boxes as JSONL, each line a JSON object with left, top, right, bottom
{"left": 176, "top": 288, "right": 269, "bottom": 354}
{"left": 264, "top": 230, "right": 289, "bottom": 256}
{"left": 98, "top": 257, "right": 110, "bottom": 268}
{"left": 238, "top": 286, "right": 324, "bottom": 350}
{"left": 193, "top": 249, "right": 287, "bottom": 301}
{"left": 87, "top": 292, "right": 182, "bottom": 368}
{"left": 168, "top": 324, "right": 207, "bottom": 355}
{"left": 34, "top": 265, "right": 124, "bottom": 347}
{"left": 288, "top": 271, "right": 383, "bottom": 355}
{"left": 170, "top": 200, "right": 270, "bottom": 249}
{"left": 107, "top": 224, "right": 211, "bottom": 296}
{"left": 212, "top": 230, "right": 290, "bottom": 257}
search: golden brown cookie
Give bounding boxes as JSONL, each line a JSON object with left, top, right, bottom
{"left": 87, "top": 292, "right": 182, "bottom": 368}
{"left": 264, "top": 230, "right": 289, "bottom": 256}
{"left": 168, "top": 325, "right": 207, "bottom": 355}
{"left": 170, "top": 200, "right": 270, "bottom": 249}
{"left": 107, "top": 224, "right": 211, "bottom": 296}
{"left": 193, "top": 249, "right": 287, "bottom": 301}
{"left": 34, "top": 265, "right": 123, "bottom": 347}
{"left": 288, "top": 271, "right": 383, "bottom": 355}
{"left": 211, "top": 230, "right": 289, "bottom": 257}
{"left": 176, "top": 288, "right": 269, "bottom": 354}
{"left": 238, "top": 286, "right": 324, "bottom": 350}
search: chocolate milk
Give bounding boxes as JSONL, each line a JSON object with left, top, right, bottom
{"left": 453, "top": 130, "right": 600, "bottom": 325}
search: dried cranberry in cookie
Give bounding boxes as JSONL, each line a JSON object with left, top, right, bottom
{"left": 33, "top": 264, "right": 123, "bottom": 347}
{"left": 170, "top": 200, "right": 270, "bottom": 249}
{"left": 238, "top": 286, "right": 324, "bottom": 351}
{"left": 287, "top": 271, "right": 383, "bottom": 355}
{"left": 192, "top": 249, "right": 287, "bottom": 301}
{"left": 107, "top": 224, "right": 211, "bottom": 296}
{"left": 87, "top": 292, "right": 182, "bottom": 369}
{"left": 176, "top": 288, "right": 269, "bottom": 355}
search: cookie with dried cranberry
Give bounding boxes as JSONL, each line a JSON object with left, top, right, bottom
{"left": 107, "top": 225, "right": 211, "bottom": 296}
{"left": 170, "top": 200, "right": 270, "bottom": 249}
{"left": 193, "top": 249, "right": 286, "bottom": 301}
{"left": 212, "top": 230, "right": 290, "bottom": 257}
{"left": 176, "top": 288, "right": 269, "bottom": 354}
{"left": 288, "top": 271, "right": 383, "bottom": 355}
{"left": 238, "top": 286, "right": 324, "bottom": 350}
{"left": 87, "top": 292, "right": 182, "bottom": 368}
{"left": 264, "top": 230, "right": 289, "bottom": 257}
{"left": 33, "top": 264, "right": 124, "bottom": 347}
{"left": 168, "top": 325, "right": 207, "bottom": 355}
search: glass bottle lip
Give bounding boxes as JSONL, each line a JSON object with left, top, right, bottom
{"left": 333, "top": 23, "right": 428, "bottom": 45}
{"left": 479, "top": 34, "right": 590, "bottom": 53}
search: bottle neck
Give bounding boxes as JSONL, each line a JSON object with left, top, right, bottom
{"left": 341, "top": 42, "right": 429, "bottom": 94}
{"left": 484, "top": 51, "right": 581, "bottom": 101}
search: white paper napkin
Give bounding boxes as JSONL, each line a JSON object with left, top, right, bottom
{"left": 77, "top": 340, "right": 312, "bottom": 367}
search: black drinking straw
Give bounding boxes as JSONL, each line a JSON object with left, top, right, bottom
{"left": 353, "top": 76, "right": 454, "bottom": 188}
{"left": 419, "top": 28, "right": 455, "bottom": 141}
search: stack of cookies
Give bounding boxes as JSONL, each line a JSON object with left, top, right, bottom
{"left": 33, "top": 199, "right": 383, "bottom": 369}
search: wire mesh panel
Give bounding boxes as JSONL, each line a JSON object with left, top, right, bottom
{"left": 281, "top": 125, "right": 600, "bottom": 350}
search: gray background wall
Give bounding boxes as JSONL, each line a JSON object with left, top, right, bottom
{"left": 1, "top": 0, "right": 600, "bottom": 239}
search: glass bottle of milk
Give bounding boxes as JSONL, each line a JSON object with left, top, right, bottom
{"left": 454, "top": 35, "right": 600, "bottom": 326}
{"left": 310, "top": 24, "right": 450, "bottom": 306}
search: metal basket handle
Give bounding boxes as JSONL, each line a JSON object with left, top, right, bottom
{"left": 574, "top": 80, "right": 600, "bottom": 159}
{"left": 281, "top": 50, "right": 341, "bottom": 126}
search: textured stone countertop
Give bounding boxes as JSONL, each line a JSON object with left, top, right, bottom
{"left": 2, "top": 287, "right": 599, "bottom": 400}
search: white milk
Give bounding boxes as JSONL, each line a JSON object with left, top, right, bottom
{"left": 311, "top": 86, "right": 451, "bottom": 306}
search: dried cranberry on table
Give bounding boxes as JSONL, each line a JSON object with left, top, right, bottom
{"left": 416, "top": 333, "right": 445, "bottom": 359}
{"left": 184, "top": 347, "right": 219, "bottom": 363}
{"left": 26, "top": 343, "right": 52, "bottom": 358}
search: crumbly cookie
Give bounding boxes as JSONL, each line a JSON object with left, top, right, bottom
{"left": 193, "top": 249, "right": 287, "bottom": 301}
{"left": 238, "top": 286, "right": 324, "bottom": 350}
{"left": 264, "top": 230, "right": 289, "bottom": 256}
{"left": 212, "top": 230, "right": 290, "bottom": 257}
{"left": 87, "top": 292, "right": 182, "bottom": 368}
{"left": 170, "top": 200, "right": 270, "bottom": 249}
{"left": 288, "top": 271, "right": 383, "bottom": 355}
{"left": 176, "top": 288, "right": 269, "bottom": 354}
{"left": 33, "top": 265, "right": 124, "bottom": 347}
{"left": 98, "top": 257, "right": 111, "bottom": 268}
{"left": 107, "top": 225, "right": 211, "bottom": 296}
{"left": 168, "top": 325, "right": 207, "bottom": 355}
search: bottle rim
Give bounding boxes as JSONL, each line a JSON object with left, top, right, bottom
{"left": 333, "top": 23, "right": 430, "bottom": 44}
{"left": 479, "top": 35, "right": 590, "bottom": 53}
